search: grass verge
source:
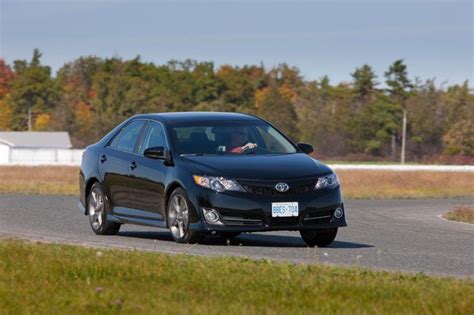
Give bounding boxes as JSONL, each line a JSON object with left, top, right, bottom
{"left": 0, "top": 239, "right": 473, "bottom": 314}
{"left": 444, "top": 206, "right": 474, "bottom": 224}
{"left": 337, "top": 170, "right": 474, "bottom": 199}
{"left": 0, "top": 166, "right": 77, "bottom": 195}
{"left": 0, "top": 166, "right": 473, "bottom": 199}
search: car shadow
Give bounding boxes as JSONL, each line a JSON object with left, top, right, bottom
{"left": 118, "top": 231, "right": 173, "bottom": 241}
{"left": 118, "top": 230, "right": 373, "bottom": 249}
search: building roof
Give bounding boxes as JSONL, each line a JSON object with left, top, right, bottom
{"left": 0, "top": 132, "right": 72, "bottom": 149}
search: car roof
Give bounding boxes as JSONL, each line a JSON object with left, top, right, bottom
{"left": 132, "top": 112, "right": 260, "bottom": 123}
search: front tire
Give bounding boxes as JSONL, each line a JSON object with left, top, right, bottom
{"left": 167, "top": 188, "right": 203, "bottom": 244}
{"left": 300, "top": 228, "right": 338, "bottom": 247}
{"left": 87, "top": 182, "right": 121, "bottom": 235}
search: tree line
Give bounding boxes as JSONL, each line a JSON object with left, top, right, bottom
{"left": 0, "top": 49, "right": 472, "bottom": 162}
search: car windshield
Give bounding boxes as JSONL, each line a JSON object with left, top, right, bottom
{"left": 169, "top": 120, "right": 298, "bottom": 155}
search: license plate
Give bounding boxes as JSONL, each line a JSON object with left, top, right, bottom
{"left": 271, "top": 202, "right": 299, "bottom": 217}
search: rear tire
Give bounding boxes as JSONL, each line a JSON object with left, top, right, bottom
{"left": 300, "top": 228, "right": 338, "bottom": 247}
{"left": 87, "top": 182, "right": 121, "bottom": 235}
{"left": 167, "top": 188, "right": 203, "bottom": 244}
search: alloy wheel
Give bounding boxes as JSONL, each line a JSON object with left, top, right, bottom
{"left": 168, "top": 194, "right": 189, "bottom": 240}
{"left": 89, "top": 187, "right": 105, "bottom": 230}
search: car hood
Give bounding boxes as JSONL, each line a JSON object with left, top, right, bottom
{"left": 180, "top": 153, "right": 332, "bottom": 180}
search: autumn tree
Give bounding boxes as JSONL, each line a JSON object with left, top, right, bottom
{"left": 256, "top": 84, "right": 299, "bottom": 140}
{"left": 8, "top": 49, "right": 58, "bottom": 130}
{"left": 216, "top": 64, "right": 265, "bottom": 112}
{"left": 442, "top": 81, "right": 474, "bottom": 155}
{"left": 406, "top": 80, "right": 445, "bottom": 157}
{"left": 443, "top": 119, "right": 474, "bottom": 155}
{"left": 0, "top": 59, "right": 15, "bottom": 130}
{"left": 52, "top": 56, "right": 103, "bottom": 145}
{"left": 0, "top": 59, "right": 15, "bottom": 98}
{"left": 0, "top": 51, "right": 471, "bottom": 161}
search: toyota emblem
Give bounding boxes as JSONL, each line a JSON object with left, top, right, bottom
{"left": 275, "top": 182, "right": 289, "bottom": 193}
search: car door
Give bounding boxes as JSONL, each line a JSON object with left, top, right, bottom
{"left": 99, "top": 119, "right": 146, "bottom": 212}
{"left": 127, "top": 120, "right": 169, "bottom": 222}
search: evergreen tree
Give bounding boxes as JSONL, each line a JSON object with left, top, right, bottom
{"left": 351, "top": 64, "right": 378, "bottom": 105}
{"left": 385, "top": 59, "right": 413, "bottom": 162}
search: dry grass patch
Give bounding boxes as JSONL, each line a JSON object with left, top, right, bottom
{"left": 337, "top": 170, "right": 474, "bottom": 199}
{"left": 0, "top": 166, "right": 78, "bottom": 195}
{"left": 0, "top": 166, "right": 473, "bottom": 199}
{"left": 444, "top": 206, "right": 474, "bottom": 224}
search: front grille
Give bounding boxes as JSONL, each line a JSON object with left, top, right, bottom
{"left": 240, "top": 182, "right": 315, "bottom": 196}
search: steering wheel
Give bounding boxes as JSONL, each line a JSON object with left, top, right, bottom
{"left": 243, "top": 146, "right": 266, "bottom": 154}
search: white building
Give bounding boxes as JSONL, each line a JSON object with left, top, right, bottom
{"left": 0, "top": 131, "right": 83, "bottom": 165}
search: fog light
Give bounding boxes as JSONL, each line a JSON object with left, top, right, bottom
{"left": 203, "top": 208, "right": 223, "bottom": 225}
{"left": 334, "top": 207, "right": 344, "bottom": 219}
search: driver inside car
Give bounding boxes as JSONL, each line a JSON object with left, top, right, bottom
{"left": 227, "top": 127, "right": 258, "bottom": 153}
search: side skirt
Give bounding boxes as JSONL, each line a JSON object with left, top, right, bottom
{"left": 107, "top": 213, "right": 167, "bottom": 228}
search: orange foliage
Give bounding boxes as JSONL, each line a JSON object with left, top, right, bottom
{"left": 0, "top": 59, "right": 15, "bottom": 98}
{"left": 255, "top": 85, "right": 297, "bottom": 109}
{"left": 34, "top": 113, "right": 51, "bottom": 131}
{"left": 0, "top": 96, "right": 12, "bottom": 130}
{"left": 254, "top": 87, "right": 269, "bottom": 109}
{"left": 248, "top": 67, "right": 264, "bottom": 81}
{"left": 63, "top": 81, "right": 76, "bottom": 94}
{"left": 216, "top": 65, "right": 233, "bottom": 77}
{"left": 88, "top": 89, "right": 96, "bottom": 100}
{"left": 75, "top": 101, "right": 93, "bottom": 131}
{"left": 280, "top": 83, "right": 298, "bottom": 102}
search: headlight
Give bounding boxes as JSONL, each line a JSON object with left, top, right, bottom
{"left": 315, "top": 173, "right": 339, "bottom": 190}
{"left": 193, "top": 175, "right": 244, "bottom": 193}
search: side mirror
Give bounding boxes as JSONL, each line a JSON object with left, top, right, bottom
{"left": 144, "top": 147, "right": 170, "bottom": 161}
{"left": 297, "top": 143, "right": 314, "bottom": 155}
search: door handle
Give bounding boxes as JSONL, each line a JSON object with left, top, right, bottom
{"left": 100, "top": 155, "right": 107, "bottom": 163}
{"left": 129, "top": 161, "right": 137, "bottom": 170}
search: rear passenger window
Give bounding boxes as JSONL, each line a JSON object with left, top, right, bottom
{"left": 110, "top": 120, "right": 146, "bottom": 153}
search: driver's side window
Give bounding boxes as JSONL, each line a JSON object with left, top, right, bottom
{"left": 138, "top": 121, "right": 167, "bottom": 154}
{"left": 109, "top": 120, "right": 146, "bottom": 153}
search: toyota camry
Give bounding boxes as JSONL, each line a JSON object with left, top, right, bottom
{"left": 79, "top": 112, "right": 347, "bottom": 247}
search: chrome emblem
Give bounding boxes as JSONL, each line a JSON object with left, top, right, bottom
{"left": 275, "top": 182, "right": 289, "bottom": 193}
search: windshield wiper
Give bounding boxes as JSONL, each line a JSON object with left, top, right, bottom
{"left": 180, "top": 153, "right": 207, "bottom": 156}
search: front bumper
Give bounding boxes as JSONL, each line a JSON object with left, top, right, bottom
{"left": 187, "top": 185, "right": 347, "bottom": 232}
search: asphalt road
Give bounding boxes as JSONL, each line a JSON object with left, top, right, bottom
{"left": 0, "top": 195, "right": 473, "bottom": 278}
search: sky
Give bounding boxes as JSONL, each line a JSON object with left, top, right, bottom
{"left": 0, "top": 0, "right": 473, "bottom": 86}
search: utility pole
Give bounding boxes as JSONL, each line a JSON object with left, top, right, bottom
{"left": 28, "top": 108, "right": 32, "bottom": 131}
{"left": 400, "top": 109, "right": 407, "bottom": 164}
{"left": 391, "top": 133, "right": 396, "bottom": 161}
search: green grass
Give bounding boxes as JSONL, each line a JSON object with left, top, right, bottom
{"left": 0, "top": 239, "right": 473, "bottom": 314}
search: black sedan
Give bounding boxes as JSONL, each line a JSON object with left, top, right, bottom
{"left": 79, "top": 112, "right": 346, "bottom": 247}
